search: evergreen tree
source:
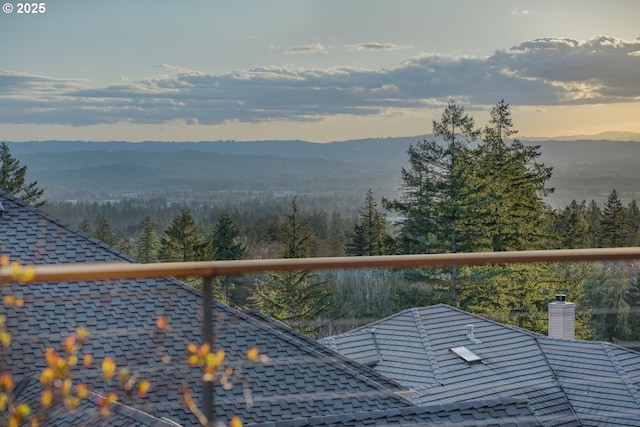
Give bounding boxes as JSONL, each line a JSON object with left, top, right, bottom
{"left": 78, "top": 219, "right": 92, "bottom": 235}
{"left": 93, "top": 215, "right": 118, "bottom": 247}
{"left": 118, "top": 234, "right": 134, "bottom": 258}
{"left": 384, "top": 100, "right": 480, "bottom": 306}
{"left": 327, "top": 210, "right": 347, "bottom": 257}
{"left": 347, "top": 189, "right": 392, "bottom": 256}
{"left": 0, "top": 142, "right": 44, "bottom": 206}
{"left": 624, "top": 273, "right": 640, "bottom": 349}
{"left": 557, "top": 200, "right": 589, "bottom": 249}
{"left": 204, "top": 214, "right": 248, "bottom": 305}
{"left": 475, "top": 100, "right": 553, "bottom": 251}
{"left": 250, "top": 199, "right": 332, "bottom": 336}
{"left": 584, "top": 264, "right": 628, "bottom": 343}
{"left": 159, "top": 209, "right": 201, "bottom": 262}
{"left": 600, "top": 189, "right": 629, "bottom": 247}
{"left": 134, "top": 216, "right": 160, "bottom": 263}
{"left": 204, "top": 214, "right": 247, "bottom": 261}
{"left": 384, "top": 100, "right": 480, "bottom": 255}
{"left": 626, "top": 199, "right": 640, "bottom": 246}
{"left": 383, "top": 139, "right": 442, "bottom": 254}
{"left": 586, "top": 200, "right": 602, "bottom": 247}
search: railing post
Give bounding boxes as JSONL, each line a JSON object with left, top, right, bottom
{"left": 202, "top": 276, "right": 215, "bottom": 426}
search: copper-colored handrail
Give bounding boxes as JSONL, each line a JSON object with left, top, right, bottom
{"left": 3, "top": 247, "right": 640, "bottom": 284}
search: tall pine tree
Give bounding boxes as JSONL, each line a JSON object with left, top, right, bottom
{"left": 0, "top": 142, "right": 44, "bottom": 206}
{"left": 347, "top": 189, "right": 392, "bottom": 256}
{"left": 204, "top": 214, "right": 247, "bottom": 261}
{"left": 586, "top": 200, "right": 602, "bottom": 247}
{"left": 474, "top": 100, "right": 553, "bottom": 251}
{"left": 134, "top": 216, "right": 160, "bottom": 263}
{"left": 626, "top": 199, "right": 640, "bottom": 246}
{"left": 250, "top": 199, "right": 332, "bottom": 336}
{"left": 600, "top": 189, "right": 629, "bottom": 247}
{"left": 159, "top": 209, "right": 201, "bottom": 262}
{"left": 204, "top": 214, "right": 248, "bottom": 305}
{"left": 384, "top": 100, "right": 480, "bottom": 306}
{"left": 556, "top": 200, "right": 589, "bottom": 249}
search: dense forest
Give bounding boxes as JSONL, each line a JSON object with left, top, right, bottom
{"left": 3, "top": 101, "right": 640, "bottom": 348}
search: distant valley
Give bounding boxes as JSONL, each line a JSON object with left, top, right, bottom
{"left": 7, "top": 136, "right": 640, "bottom": 210}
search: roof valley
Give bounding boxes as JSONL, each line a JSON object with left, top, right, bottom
{"left": 601, "top": 342, "right": 640, "bottom": 407}
{"left": 411, "top": 308, "right": 443, "bottom": 386}
{"left": 533, "top": 336, "right": 582, "bottom": 426}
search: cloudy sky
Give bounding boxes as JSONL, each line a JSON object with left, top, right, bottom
{"left": 1, "top": 0, "right": 639, "bottom": 142}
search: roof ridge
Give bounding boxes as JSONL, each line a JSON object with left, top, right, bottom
{"left": 601, "top": 342, "right": 640, "bottom": 407}
{"left": 412, "top": 308, "right": 443, "bottom": 385}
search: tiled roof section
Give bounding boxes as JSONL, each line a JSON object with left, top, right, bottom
{"left": 0, "top": 190, "right": 415, "bottom": 426}
{"left": 242, "top": 309, "right": 407, "bottom": 393}
{"left": 14, "top": 378, "right": 179, "bottom": 427}
{"left": 319, "top": 309, "right": 443, "bottom": 389}
{"left": 244, "top": 397, "right": 543, "bottom": 427}
{"left": 321, "top": 304, "right": 581, "bottom": 427}
{"left": 0, "top": 191, "right": 136, "bottom": 265}
{"left": 538, "top": 337, "right": 640, "bottom": 425}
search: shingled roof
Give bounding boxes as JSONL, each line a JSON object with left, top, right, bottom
{"left": 1, "top": 190, "right": 418, "bottom": 426}
{"left": 244, "top": 397, "right": 541, "bottom": 427}
{"left": 320, "top": 304, "right": 640, "bottom": 426}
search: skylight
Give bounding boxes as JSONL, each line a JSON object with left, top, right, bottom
{"left": 450, "top": 346, "right": 482, "bottom": 364}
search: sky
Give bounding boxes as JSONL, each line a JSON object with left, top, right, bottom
{"left": 1, "top": 0, "right": 639, "bottom": 142}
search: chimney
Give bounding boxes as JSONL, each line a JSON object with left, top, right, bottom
{"left": 548, "top": 294, "right": 575, "bottom": 339}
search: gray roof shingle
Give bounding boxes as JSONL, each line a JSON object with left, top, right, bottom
{"left": 244, "top": 397, "right": 541, "bottom": 427}
{"left": 320, "top": 304, "right": 640, "bottom": 426}
{"left": 14, "top": 378, "right": 179, "bottom": 427}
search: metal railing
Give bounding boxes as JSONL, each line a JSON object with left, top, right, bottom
{"left": 4, "top": 247, "right": 640, "bottom": 285}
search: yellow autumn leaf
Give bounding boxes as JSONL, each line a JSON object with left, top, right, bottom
{"left": 39, "top": 368, "right": 54, "bottom": 385}
{"left": 76, "top": 327, "right": 89, "bottom": 342}
{"left": 138, "top": 379, "right": 151, "bottom": 397}
{"left": 0, "top": 331, "right": 11, "bottom": 348}
{"left": 83, "top": 353, "right": 92, "bottom": 367}
{"left": 41, "top": 389, "right": 52, "bottom": 407}
{"left": 62, "top": 378, "right": 72, "bottom": 396}
{"left": 21, "top": 266, "right": 35, "bottom": 282}
{"left": 10, "top": 262, "right": 21, "bottom": 279}
{"left": 76, "top": 382, "right": 88, "bottom": 399}
{"left": 247, "top": 347, "right": 259, "bottom": 361}
{"left": 102, "top": 357, "right": 116, "bottom": 380}
{"left": 15, "top": 403, "right": 31, "bottom": 418}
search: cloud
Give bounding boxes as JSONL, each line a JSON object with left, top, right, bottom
{"left": 1, "top": 36, "right": 639, "bottom": 127}
{"left": 282, "top": 43, "right": 328, "bottom": 55}
{"left": 345, "top": 42, "right": 411, "bottom": 52}
{"left": 511, "top": 9, "right": 534, "bottom": 16}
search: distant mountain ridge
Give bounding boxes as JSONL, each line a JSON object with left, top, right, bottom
{"left": 6, "top": 135, "right": 640, "bottom": 208}
{"left": 6, "top": 136, "right": 422, "bottom": 166}
{"left": 522, "top": 131, "right": 640, "bottom": 142}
